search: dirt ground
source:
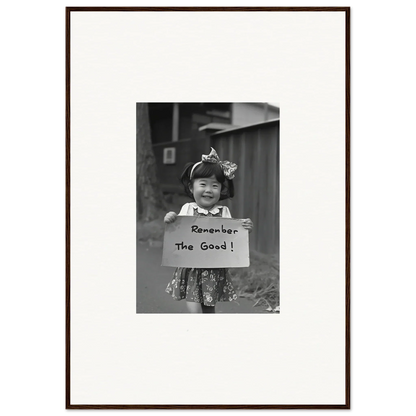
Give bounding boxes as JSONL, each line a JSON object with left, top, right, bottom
{"left": 136, "top": 241, "right": 263, "bottom": 314}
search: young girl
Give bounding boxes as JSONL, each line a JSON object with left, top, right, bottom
{"left": 164, "top": 147, "right": 253, "bottom": 313}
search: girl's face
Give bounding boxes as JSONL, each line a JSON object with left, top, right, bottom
{"left": 190, "top": 175, "right": 222, "bottom": 210}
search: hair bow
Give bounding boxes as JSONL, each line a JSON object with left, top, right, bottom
{"left": 201, "top": 147, "right": 237, "bottom": 180}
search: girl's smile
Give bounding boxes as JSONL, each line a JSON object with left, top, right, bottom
{"left": 191, "top": 175, "right": 221, "bottom": 210}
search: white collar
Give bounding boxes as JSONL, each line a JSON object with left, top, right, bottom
{"left": 189, "top": 202, "right": 222, "bottom": 215}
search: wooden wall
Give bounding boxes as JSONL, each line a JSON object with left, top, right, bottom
{"left": 211, "top": 120, "right": 279, "bottom": 256}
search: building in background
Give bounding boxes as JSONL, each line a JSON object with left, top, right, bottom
{"left": 148, "top": 102, "right": 279, "bottom": 193}
{"left": 143, "top": 102, "right": 280, "bottom": 255}
{"left": 149, "top": 102, "right": 279, "bottom": 146}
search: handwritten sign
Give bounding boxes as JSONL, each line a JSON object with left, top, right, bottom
{"left": 162, "top": 216, "right": 250, "bottom": 268}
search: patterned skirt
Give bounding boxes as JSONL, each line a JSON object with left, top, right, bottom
{"left": 165, "top": 267, "right": 238, "bottom": 306}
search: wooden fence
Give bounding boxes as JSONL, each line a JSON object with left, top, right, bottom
{"left": 211, "top": 119, "right": 279, "bottom": 256}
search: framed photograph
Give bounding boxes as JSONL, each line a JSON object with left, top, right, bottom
{"left": 66, "top": 7, "right": 350, "bottom": 409}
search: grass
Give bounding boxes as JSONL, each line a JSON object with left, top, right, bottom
{"left": 137, "top": 193, "right": 280, "bottom": 313}
{"left": 229, "top": 250, "right": 279, "bottom": 313}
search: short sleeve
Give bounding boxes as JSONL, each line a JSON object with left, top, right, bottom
{"left": 221, "top": 206, "right": 232, "bottom": 218}
{"left": 178, "top": 203, "right": 193, "bottom": 216}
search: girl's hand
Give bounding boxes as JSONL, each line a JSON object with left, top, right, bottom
{"left": 164, "top": 211, "right": 178, "bottom": 224}
{"left": 242, "top": 218, "right": 253, "bottom": 233}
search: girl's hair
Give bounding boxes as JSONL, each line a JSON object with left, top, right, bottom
{"left": 180, "top": 161, "right": 234, "bottom": 201}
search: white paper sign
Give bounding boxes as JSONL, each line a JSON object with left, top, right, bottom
{"left": 162, "top": 216, "right": 250, "bottom": 268}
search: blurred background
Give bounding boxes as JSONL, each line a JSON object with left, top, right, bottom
{"left": 136, "top": 102, "right": 280, "bottom": 312}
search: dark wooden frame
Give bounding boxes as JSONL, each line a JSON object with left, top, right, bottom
{"left": 66, "top": 6, "right": 350, "bottom": 409}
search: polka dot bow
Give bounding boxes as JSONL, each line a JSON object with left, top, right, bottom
{"left": 201, "top": 147, "right": 238, "bottom": 180}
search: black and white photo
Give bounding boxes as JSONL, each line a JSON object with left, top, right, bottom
{"left": 136, "top": 102, "right": 280, "bottom": 314}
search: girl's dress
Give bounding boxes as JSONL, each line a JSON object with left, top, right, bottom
{"left": 165, "top": 202, "right": 238, "bottom": 306}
